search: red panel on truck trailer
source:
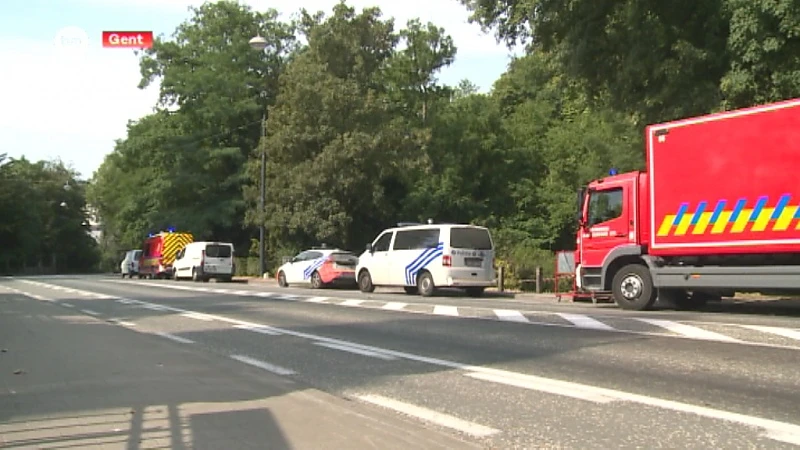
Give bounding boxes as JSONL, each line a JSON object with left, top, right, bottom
{"left": 646, "top": 98, "right": 800, "bottom": 256}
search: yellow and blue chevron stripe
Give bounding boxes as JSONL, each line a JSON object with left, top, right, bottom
{"left": 657, "top": 194, "right": 800, "bottom": 237}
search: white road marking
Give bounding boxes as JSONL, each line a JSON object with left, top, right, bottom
{"left": 12, "top": 279, "right": 800, "bottom": 446}
{"left": 155, "top": 332, "right": 194, "bottom": 344}
{"left": 97, "top": 280, "right": 800, "bottom": 351}
{"left": 433, "top": 305, "right": 459, "bottom": 316}
{"left": 341, "top": 299, "right": 364, "bottom": 307}
{"left": 233, "top": 290, "right": 251, "bottom": 295}
{"left": 230, "top": 354, "right": 296, "bottom": 375}
{"left": 181, "top": 312, "right": 213, "bottom": 321}
{"left": 142, "top": 304, "right": 167, "bottom": 311}
{"left": 556, "top": 313, "right": 616, "bottom": 331}
{"left": 493, "top": 309, "right": 529, "bottom": 323}
{"left": 233, "top": 324, "right": 282, "bottom": 336}
{"left": 254, "top": 292, "right": 275, "bottom": 298}
{"left": 382, "top": 302, "right": 408, "bottom": 311}
{"left": 61, "top": 302, "right": 75, "bottom": 308}
{"left": 80, "top": 309, "right": 99, "bottom": 316}
{"left": 465, "top": 372, "right": 615, "bottom": 404}
{"left": 637, "top": 319, "right": 741, "bottom": 343}
{"left": 314, "top": 342, "right": 397, "bottom": 360}
{"left": 740, "top": 325, "right": 800, "bottom": 341}
{"left": 356, "top": 394, "right": 500, "bottom": 438}
{"left": 305, "top": 296, "right": 329, "bottom": 303}
{"left": 109, "top": 319, "right": 136, "bottom": 327}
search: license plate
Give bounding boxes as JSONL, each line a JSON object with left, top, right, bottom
{"left": 464, "top": 258, "right": 483, "bottom": 268}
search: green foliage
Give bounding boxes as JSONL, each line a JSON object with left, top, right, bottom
{"left": 81, "top": 0, "right": 799, "bottom": 289}
{"left": 0, "top": 156, "right": 100, "bottom": 274}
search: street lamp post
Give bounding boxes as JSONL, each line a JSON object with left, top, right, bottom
{"left": 250, "top": 33, "right": 269, "bottom": 278}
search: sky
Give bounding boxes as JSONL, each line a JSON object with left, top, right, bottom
{"left": 0, "top": 0, "right": 522, "bottom": 180}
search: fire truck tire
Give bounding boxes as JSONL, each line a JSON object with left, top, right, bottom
{"left": 612, "top": 264, "right": 657, "bottom": 311}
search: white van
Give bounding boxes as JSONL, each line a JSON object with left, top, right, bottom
{"left": 356, "top": 223, "right": 496, "bottom": 297}
{"left": 173, "top": 241, "right": 235, "bottom": 282}
{"left": 120, "top": 249, "right": 142, "bottom": 278}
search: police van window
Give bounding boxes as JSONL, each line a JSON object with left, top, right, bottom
{"left": 450, "top": 227, "right": 493, "bottom": 250}
{"left": 393, "top": 229, "right": 441, "bottom": 250}
{"left": 373, "top": 232, "right": 393, "bottom": 252}
{"left": 205, "top": 244, "right": 232, "bottom": 258}
{"left": 587, "top": 187, "right": 624, "bottom": 227}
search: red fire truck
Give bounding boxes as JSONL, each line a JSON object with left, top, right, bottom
{"left": 575, "top": 97, "right": 800, "bottom": 310}
{"left": 138, "top": 230, "right": 194, "bottom": 279}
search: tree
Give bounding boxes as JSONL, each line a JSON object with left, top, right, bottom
{"left": 385, "top": 19, "right": 457, "bottom": 124}
{"left": 0, "top": 157, "right": 99, "bottom": 274}
{"left": 721, "top": 0, "right": 800, "bottom": 109}
{"left": 92, "top": 0, "right": 297, "bottom": 263}
{"left": 459, "top": 0, "right": 730, "bottom": 123}
{"left": 254, "top": 3, "right": 452, "bottom": 261}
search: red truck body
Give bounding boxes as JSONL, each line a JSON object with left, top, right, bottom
{"left": 576, "top": 98, "right": 800, "bottom": 310}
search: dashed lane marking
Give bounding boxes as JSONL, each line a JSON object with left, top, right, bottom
{"left": 12, "top": 279, "right": 800, "bottom": 446}
{"left": 24, "top": 278, "right": 800, "bottom": 352}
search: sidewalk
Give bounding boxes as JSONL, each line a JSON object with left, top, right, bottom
{"left": 0, "top": 289, "right": 478, "bottom": 449}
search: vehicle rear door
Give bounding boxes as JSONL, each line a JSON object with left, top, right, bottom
{"left": 448, "top": 227, "right": 494, "bottom": 282}
{"left": 203, "top": 244, "right": 233, "bottom": 275}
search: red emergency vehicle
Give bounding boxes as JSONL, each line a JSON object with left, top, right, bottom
{"left": 575, "top": 97, "right": 800, "bottom": 310}
{"left": 138, "top": 230, "right": 194, "bottom": 279}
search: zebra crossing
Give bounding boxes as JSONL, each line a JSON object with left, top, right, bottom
{"left": 16, "top": 278, "right": 800, "bottom": 351}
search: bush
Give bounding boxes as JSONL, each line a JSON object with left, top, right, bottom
{"left": 234, "top": 257, "right": 261, "bottom": 277}
{"left": 495, "top": 241, "right": 563, "bottom": 292}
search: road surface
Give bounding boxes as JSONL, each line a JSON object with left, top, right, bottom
{"left": 2, "top": 274, "right": 800, "bottom": 449}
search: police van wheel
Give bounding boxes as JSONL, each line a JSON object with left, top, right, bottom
{"left": 417, "top": 272, "right": 435, "bottom": 297}
{"left": 358, "top": 270, "right": 375, "bottom": 293}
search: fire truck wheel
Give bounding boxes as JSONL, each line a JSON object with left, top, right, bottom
{"left": 612, "top": 264, "right": 657, "bottom": 311}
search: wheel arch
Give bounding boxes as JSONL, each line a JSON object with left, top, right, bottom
{"left": 601, "top": 245, "right": 649, "bottom": 291}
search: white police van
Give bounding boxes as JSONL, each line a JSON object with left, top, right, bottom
{"left": 356, "top": 222, "right": 496, "bottom": 297}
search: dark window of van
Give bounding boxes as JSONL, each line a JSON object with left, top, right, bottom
{"left": 372, "top": 232, "right": 393, "bottom": 252}
{"left": 393, "top": 229, "right": 441, "bottom": 250}
{"left": 450, "top": 227, "right": 493, "bottom": 250}
{"left": 205, "top": 244, "right": 232, "bottom": 258}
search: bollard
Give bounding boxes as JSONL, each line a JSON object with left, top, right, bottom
{"left": 535, "top": 266, "right": 542, "bottom": 293}
{"left": 498, "top": 266, "right": 505, "bottom": 292}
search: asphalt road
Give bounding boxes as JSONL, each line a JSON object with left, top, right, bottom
{"left": 3, "top": 275, "right": 800, "bottom": 449}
